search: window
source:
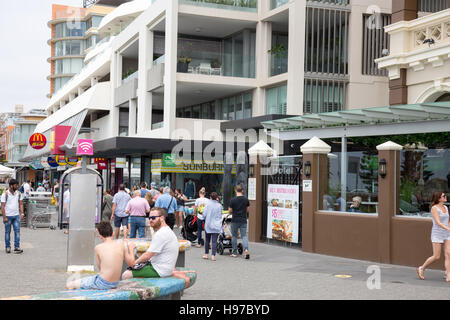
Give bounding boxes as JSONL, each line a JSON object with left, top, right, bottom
{"left": 266, "top": 84, "right": 287, "bottom": 115}
{"left": 55, "top": 23, "right": 65, "bottom": 38}
{"left": 418, "top": 0, "right": 449, "bottom": 13}
{"left": 119, "top": 107, "right": 129, "bottom": 136}
{"left": 305, "top": 7, "right": 349, "bottom": 75}
{"left": 304, "top": 78, "right": 346, "bottom": 114}
{"left": 222, "top": 30, "right": 256, "bottom": 78}
{"left": 270, "top": 33, "right": 288, "bottom": 76}
{"left": 362, "top": 14, "right": 391, "bottom": 76}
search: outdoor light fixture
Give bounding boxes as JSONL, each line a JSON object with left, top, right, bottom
{"left": 304, "top": 161, "right": 311, "bottom": 178}
{"left": 379, "top": 158, "right": 387, "bottom": 179}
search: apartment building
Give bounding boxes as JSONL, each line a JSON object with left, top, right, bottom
{"left": 48, "top": 3, "right": 115, "bottom": 98}
{"left": 24, "top": 0, "right": 402, "bottom": 195}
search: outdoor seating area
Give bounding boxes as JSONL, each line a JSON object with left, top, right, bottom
{"left": 2, "top": 268, "right": 197, "bottom": 300}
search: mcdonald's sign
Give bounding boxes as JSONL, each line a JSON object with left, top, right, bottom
{"left": 29, "top": 133, "right": 47, "bottom": 150}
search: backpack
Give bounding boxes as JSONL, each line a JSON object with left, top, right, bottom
{"left": 19, "top": 185, "right": 24, "bottom": 193}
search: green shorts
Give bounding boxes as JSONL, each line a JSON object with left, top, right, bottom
{"left": 131, "top": 264, "right": 161, "bottom": 278}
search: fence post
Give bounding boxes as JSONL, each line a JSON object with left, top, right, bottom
{"left": 248, "top": 141, "right": 275, "bottom": 243}
{"left": 300, "top": 137, "right": 331, "bottom": 253}
{"left": 376, "top": 141, "right": 402, "bottom": 263}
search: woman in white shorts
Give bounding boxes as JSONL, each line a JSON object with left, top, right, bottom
{"left": 416, "top": 191, "right": 450, "bottom": 282}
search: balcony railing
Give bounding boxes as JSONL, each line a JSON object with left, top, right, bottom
{"left": 413, "top": 20, "right": 450, "bottom": 49}
{"left": 179, "top": 0, "right": 257, "bottom": 12}
{"left": 270, "top": 0, "right": 289, "bottom": 10}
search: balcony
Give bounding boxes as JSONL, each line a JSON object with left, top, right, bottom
{"left": 270, "top": 0, "right": 289, "bottom": 10}
{"left": 179, "top": 0, "right": 257, "bottom": 12}
{"left": 376, "top": 9, "right": 450, "bottom": 80}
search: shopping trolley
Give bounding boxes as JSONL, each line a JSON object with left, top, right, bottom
{"left": 28, "top": 202, "right": 58, "bottom": 230}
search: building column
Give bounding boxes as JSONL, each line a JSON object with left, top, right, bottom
{"left": 137, "top": 27, "right": 154, "bottom": 133}
{"left": 389, "top": 0, "right": 418, "bottom": 105}
{"left": 376, "top": 141, "right": 402, "bottom": 263}
{"left": 247, "top": 141, "right": 275, "bottom": 243}
{"left": 254, "top": 20, "right": 271, "bottom": 117}
{"left": 163, "top": 0, "right": 178, "bottom": 137}
{"left": 109, "top": 52, "right": 121, "bottom": 137}
{"left": 300, "top": 137, "right": 331, "bottom": 253}
{"left": 129, "top": 99, "right": 137, "bottom": 136}
{"left": 287, "top": 0, "right": 306, "bottom": 115}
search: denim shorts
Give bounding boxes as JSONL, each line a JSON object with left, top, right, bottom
{"left": 177, "top": 205, "right": 184, "bottom": 212}
{"left": 114, "top": 215, "right": 129, "bottom": 228}
{"left": 80, "top": 274, "right": 119, "bottom": 290}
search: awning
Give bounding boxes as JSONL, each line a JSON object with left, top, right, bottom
{"left": 262, "top": 101, "right": 450, "bottom": 141}
{"left": 21, "top": 110, "right": 88, "bottom": 162}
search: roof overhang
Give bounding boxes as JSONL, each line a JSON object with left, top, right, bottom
{"left": 262, "top": 101, "right": 450, "bottom": 141}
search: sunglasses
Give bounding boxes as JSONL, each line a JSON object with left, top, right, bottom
{"left": 149, "top": 215, "right": 162, "bottom": 220}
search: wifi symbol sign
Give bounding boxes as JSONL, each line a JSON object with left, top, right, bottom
{"left": 76, "top": 139, "right": 94, "bottom": 156}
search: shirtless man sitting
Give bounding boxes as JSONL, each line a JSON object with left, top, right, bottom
{"left": 66, "top": 221, "right": 135, "bottom": 290}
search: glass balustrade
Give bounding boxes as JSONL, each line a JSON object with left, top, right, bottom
{"left": 179, "top": 0, "right": 257, "bottom": 12}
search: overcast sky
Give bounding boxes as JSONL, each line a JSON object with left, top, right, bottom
{"left": 0, "top": 0, "right": 83, "bottom": 113}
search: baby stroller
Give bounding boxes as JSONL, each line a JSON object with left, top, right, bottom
{"left": 217, "top": 214, "right": 243, "bottom": 255}
{"left": 181, "top": 213, "right": 198, "bottom": 242}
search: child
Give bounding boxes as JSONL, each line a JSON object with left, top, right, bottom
{"left": 66, "top": 221, "right": 135, "bottom": 290}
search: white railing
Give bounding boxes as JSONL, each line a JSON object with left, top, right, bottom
{"left": 413, "top": 21, "right": 450, "bottom": 48}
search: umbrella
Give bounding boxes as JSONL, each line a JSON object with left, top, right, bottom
{"left": 0, "top": 165, "right": 15, "bottom": 178}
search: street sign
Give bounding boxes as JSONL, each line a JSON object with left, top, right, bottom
{"left": 76, "top": 139, "right": 94, "bottom": 156}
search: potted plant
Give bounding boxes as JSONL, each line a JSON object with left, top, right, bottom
{"left": 177, "top": 41, "right": 193, "bottom": 73}
{"left": 268, "top": 44, "right": 287, "bottom": 58}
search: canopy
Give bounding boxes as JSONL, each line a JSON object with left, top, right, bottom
{"left": 0, "top": 165, "right": 15, "bottom": 178}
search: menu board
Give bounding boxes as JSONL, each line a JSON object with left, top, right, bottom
{"left": 267, "top": 184, "right": 299, "bottom": 243}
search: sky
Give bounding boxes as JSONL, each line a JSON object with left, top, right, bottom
{"left": 0, "top": 0, "right": 84, "bottom": 113}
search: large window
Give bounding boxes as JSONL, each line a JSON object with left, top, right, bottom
{"left": 53, "top": 21, "right": 86, "bottom": 38}
{"left": 54, "top": 58, "right": 84, "bottom": 75}
{"left": 177, "top": 92, "right": 253, "bottom": 120}
{"left": 54, "top": 40, "right": 84, "bottom": 56}
{"left": 119, "top": 107, "right": 129, "bottom": 137}
{"left": 319, "top": 139, "right": 379, "bottom": 214}
{"left": 53, "top": 77, "right": 70, "bottom": 93}
{"left": 222, "top": 30, "right": 256, "bottom": 78}
{"left": 270, "top": 33, "right": 288, "bottom": 76}
{"left": 266, "top": 84, "right": 287, "bottom": 115}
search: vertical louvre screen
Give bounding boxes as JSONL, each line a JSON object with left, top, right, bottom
{"left": 307, "top": 0, "right": 350, "bottom": 5}
{"left": 305, "top": 7, "right": 349, "bottom": 75}
{"left": 418, "top": 0, "right": 449, "bottom": 13}
{"left": 362, "top": 14, "right": 391, "bottom": 76}
{"left": 303, "top": 78, "right": 346, "bottom": 114}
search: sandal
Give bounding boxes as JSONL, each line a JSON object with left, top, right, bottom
{"left": 211, "top": 255, "right": 216, "bottom": 261}
{"left": 416, "top": 267, "right": 424, "bottom": 280}
{"left": 202, "top": 255, "right": 208, "bottom": 260}
{"left": 196, "top": 244, "right": 202, "bottom": 248}
{"left": 230, "top": 254, "right": 238, "bottom": 258}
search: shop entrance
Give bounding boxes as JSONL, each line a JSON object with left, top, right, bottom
{"left": 261, "top": 155, "right": 302, "bottom": 248}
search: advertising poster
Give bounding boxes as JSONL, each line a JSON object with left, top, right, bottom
{"left": 267, "top": 184, "right": 299, "bottom": 243}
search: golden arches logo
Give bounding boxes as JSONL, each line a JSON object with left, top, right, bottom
{"left": 29, "top": 133, "right": 47, "bottom": 150}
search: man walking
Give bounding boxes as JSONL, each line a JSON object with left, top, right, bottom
{"left": 228, "top": 184, "right": 250, "bottom": 259}
{"left": 148, "top": 182, "right": 159, "bottom": 198}
{"left": 140, "top": 182, "right": 150, "bottom": 198}
{"left": 126, "top": 190, "right": 150, "bottom": 238}
{"left": 155, "top": 187, "right": 177, "bottom": 230}
{"left": 2, "top": 179, "right": 24, "bottom": 254}
{"left": 111, "top": 184, "right": 131, "bottom": 239}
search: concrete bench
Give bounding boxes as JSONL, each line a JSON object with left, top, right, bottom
{"left": 2, "top": 268, "right": 196, "bottom": 300}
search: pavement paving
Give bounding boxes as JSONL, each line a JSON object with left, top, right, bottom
{"left": 0, "top": 226, "right": 450, "bottom": 300}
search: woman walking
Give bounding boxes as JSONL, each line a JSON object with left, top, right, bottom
{"left": 175, "top": 188, "right": 187, "bottom": 229}
{"left": 194, "top": 187, "right": 209, "bottom": 248}
{"left": 416, "top": 191, "right": 450, "bottom": 281}
{"left": 202, "top": 192, "right": 222, "bottom": 261}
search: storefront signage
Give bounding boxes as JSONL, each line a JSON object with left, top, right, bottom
{"left": 248, "top": 178, "right": 256, "bottom": 200}
{"left": 163, "top": 154, "right": 176, "bottom": 167}
{"left": 151, "top": 159, "right": 237, "bottom": 174}
{"left": 267, "top": 184, "right": 299, "bottom": 244}
{"left": 56, "top": 155, "right": 67, "bottom": 166}
{"left": 50, "top": 126, "right": 71, "bottom": 155}
{"left": 95, "top": 158, "right": 107, "bottom": 170}
{"left": 116, "top": 157, "right": 127, "bottom": 168}
{"left": 47, "top": 156, "right": 59, "bottom": 168}
{"left": 30, "top": 160, "right": 44, "bottom": 170}
{"left": 65, "top": 156, "right": 80, "bottom": 166}
{"left": 29, "top": 133, "right": 47, "bottom": 150}
{"left": 40, "top": 157, "right": 51, "bottom": 169}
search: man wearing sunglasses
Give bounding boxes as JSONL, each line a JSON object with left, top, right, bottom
{"left": 121, "top": 207, "right": 179, "bottom": 280}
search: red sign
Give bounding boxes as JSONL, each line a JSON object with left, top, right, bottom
{"left": 95, "top": 158, "right": 107, "bottom": 170}
{"left": 50, "top": 126, "right": 71, "bottom": 155}
{"left": 29, "top": 133, "right": 47, "bottom": 150}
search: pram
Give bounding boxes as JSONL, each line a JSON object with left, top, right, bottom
{"left": 181, "top": 212, "right": 199, "bottom": 243}
{"left": 216, "top": 213, "right": 243, "bottom": 255}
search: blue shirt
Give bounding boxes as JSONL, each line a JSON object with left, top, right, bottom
{"left": 113, "top": 191, "right": 131, "bottom": 217}
{"left": 203, "top": 200, "right": 223, "bottom": 234}
{"left": 155, "top": 193, "right": 177, "bottom": 214}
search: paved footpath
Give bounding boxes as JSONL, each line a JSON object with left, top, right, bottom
{"left": 0, "top": 227, "right": 449, "bottom": 299}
